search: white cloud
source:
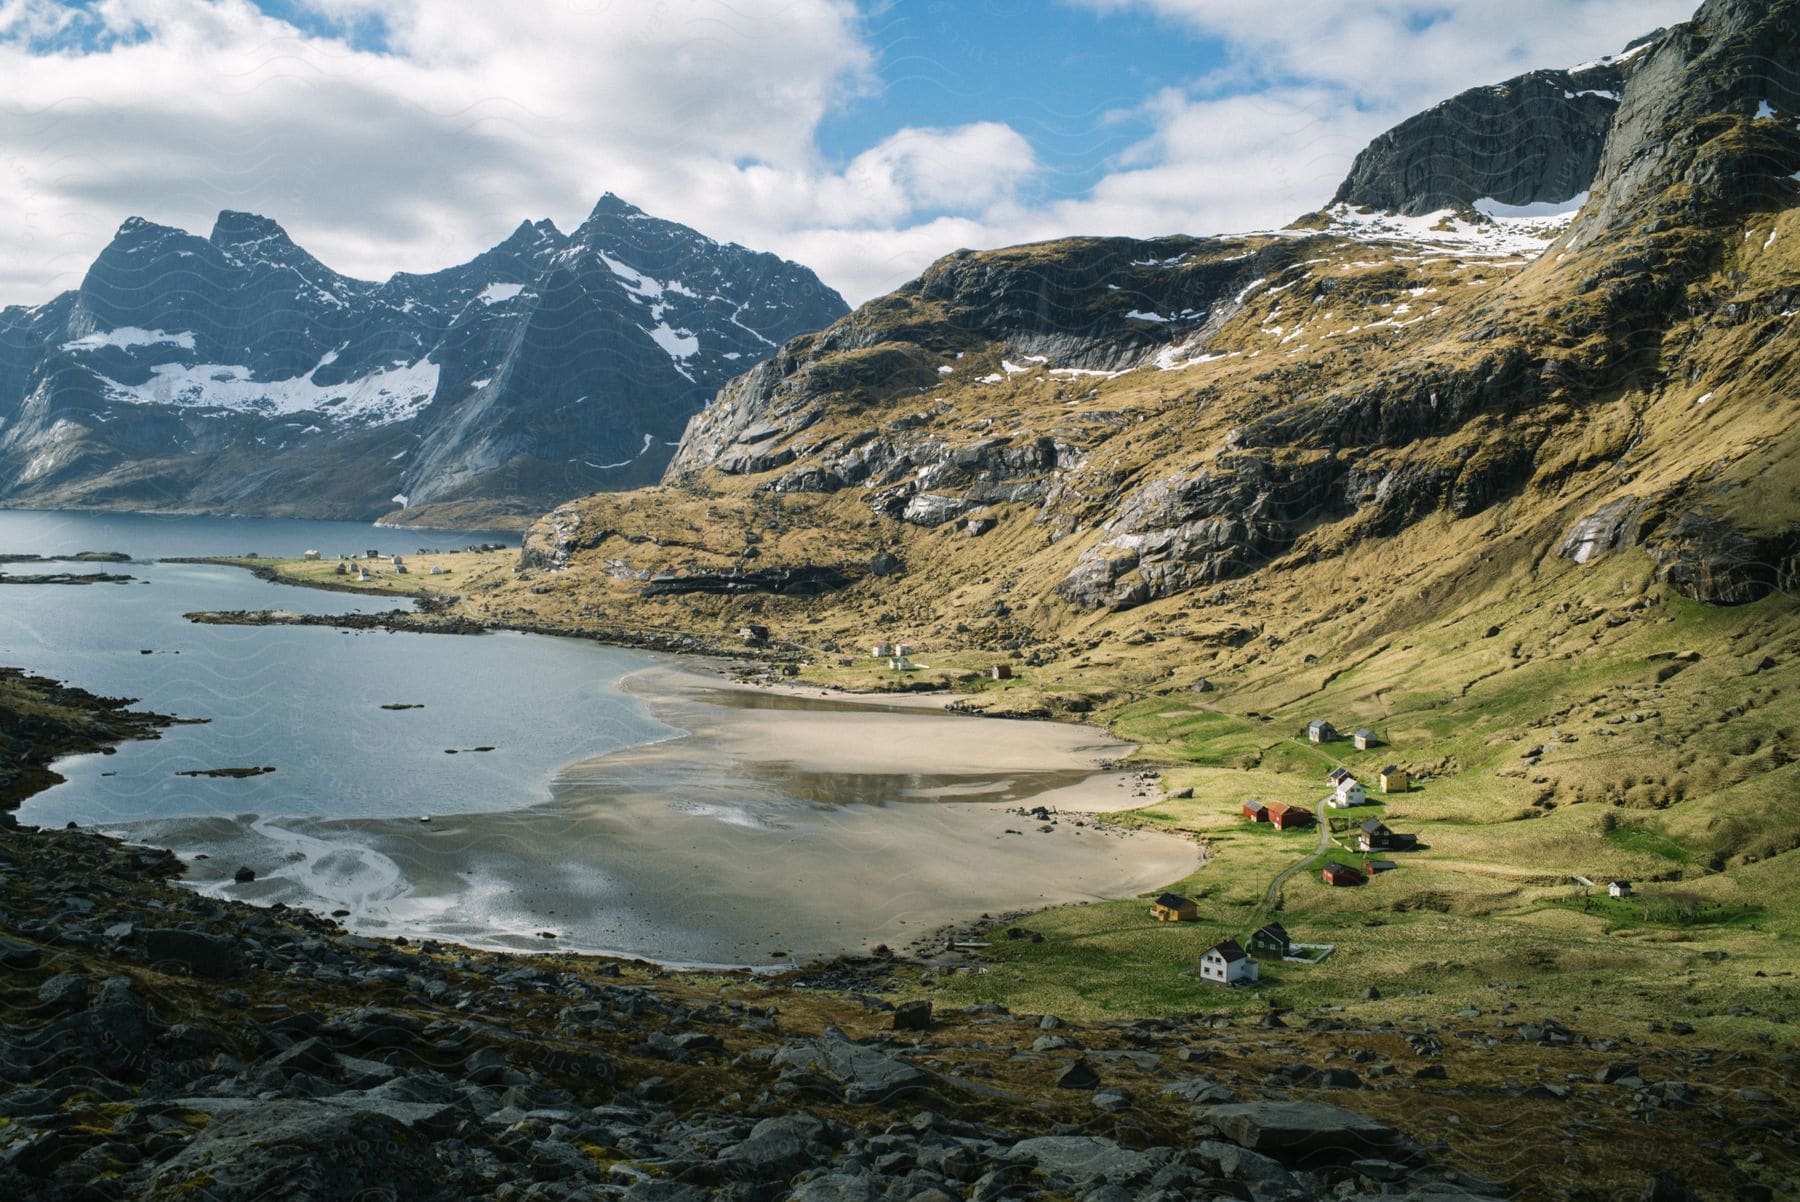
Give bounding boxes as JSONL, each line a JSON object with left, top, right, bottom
{"left": 0, "top": 0, "right": 1703, "bottom": 311}
{"left": 1064, "top": 0, "right": 1699, "bottom": 109}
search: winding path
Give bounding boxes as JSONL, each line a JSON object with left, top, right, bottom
{"left": 1259, "top": 736, "right": 1351, "bottom": 911}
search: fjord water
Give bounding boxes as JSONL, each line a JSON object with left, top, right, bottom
{"left": 1, "top": 508, "right": 1193, "bottom": 965}
{"left": 0, "top": 509, "right": 674, "bottom": 826}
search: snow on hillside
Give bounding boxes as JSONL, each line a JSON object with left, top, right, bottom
{"left": 478, "top": 283, "right": 526, "bottom": 305}
{"left": 99, "top": 357, "right": 441, "bottom": 424}
{"left": 1320, "top": 196, "right": 1586, "bottom": 257}
{"left": 60, "top": 327, "right": 197, "bottom": 353}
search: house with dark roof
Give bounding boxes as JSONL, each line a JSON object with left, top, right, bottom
{"left": 1199, "top": 939, "right": 1259, "bottom": 984}
{"left": 1608, "top": 880, "right": 1633, "bottom": 898}
{"left": 1322, "top": 862, "right": 1366, "bottom": 887}
{"left": 1307, "top": 719, "right": 1337, "bottom": 744}
{"left": 1326, "top": 766, "right": 1352, "bottom": 786}
{"left": 1242, "top": 799, "right": 1268, "bottom": 822}
{"left": 1379, "top": 766, "right": 1410, "bottom": 794}
{"left": 1358, "top": 817, "right": 1393, "bottom": 851}
{"left": 1150, "top": 892, "right": 1197, "bottom": 922}
{"left": 1353, "top": 728, "right": 1379, "bottom": 750}
{"left": 1365, "top": 858, "right": 1399, "bottom": 874}
{"left": 1247, "top": 922, "right": 1291, "bottom": 958}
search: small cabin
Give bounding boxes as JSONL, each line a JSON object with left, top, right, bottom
{"left": 428, "top": 566, "right": 444, "bottom": 575}
{"left": 1247, "top": 922, "right": 1290, "bottom": 958}
{"left": 894, "top": 643, "right": 915, "bottom": 657}
{"left": 1331, "top": 779, "right": 1367, "bottom": 808}
{"left": 871, "top": 642, "right": 893, "bottom": 658}
{"left": 1267, "top": 802, "right": 1314, "bottom": 831}
{"left": 1353, "top": 728, "right": 1379, "bottom": 751}
{"left": 1322, "top": 862, "right": 1366, "bottom": 887}
{"left": 301, "top": 549, "right": 322, "bottom": 561}
{"left": 394, "top": 563, "right": 408, "bottom": 574}
{"left": 1242, "top": 799, "right": 1269, "bottom": 822}
{"left": 739, "top": 624, "right": 769, "bottom": 646}
{"left": 888, "top": 655, "right": 914, "bottom": 671}
{"left": 1199, "top": 939, "right": 1258, "bottom": 985}
{"left": 1365, "top": 858, "right": 1399, "bottom": 874}
{"left": 1358, "top": 817, "right": 1416, "bottom": 852}
{"left": 356, "top": 569, "right": 371, "bottom": 582}
{"left": 990, "top": 663, "right": 1013, "bottom": 680}
{"left": 1379, "top": 766, "right": 1410, "bottom": 794}
{"left": 1326, "top": 766, "right": 1352, "bottom": 786}
{"left": 364, "top": 549, "right": 380, "bottom": 559}
{"left": 1357, "top": 817, "right": 1393, "bottom": 851}
{"left": 1307, "top": 719, "right": 1337, "bottom": 744}
{"left": 1608, "top": 880, "right": 1633, "bottom": 898}
{"left": 1150, "top": 892, "right": 1197, "bottom": 923}
{"left": 333, "top": 562, "right": 348, "bottom": 576}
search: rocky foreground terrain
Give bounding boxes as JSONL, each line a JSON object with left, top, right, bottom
{"left": 2, "top": 674, "right": 1798, "bottom": 1202}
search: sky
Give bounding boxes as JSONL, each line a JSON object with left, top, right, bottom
{"left": 0, "top": 0, "right": 1701, "bottom": 308}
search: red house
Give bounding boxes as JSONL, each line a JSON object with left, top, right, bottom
{"left": 1266, "top": 802, "right": 1314, "bottom": 831}
{"left": 1243, "top": 800, "right": 1269, "bottom": 822}
{"left": 1322, "top": 862, "right": 1366, "bottom": 887}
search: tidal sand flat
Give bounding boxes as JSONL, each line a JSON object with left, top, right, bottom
{"left": 148, "top": 665, "right": 1198, "bottom": 966}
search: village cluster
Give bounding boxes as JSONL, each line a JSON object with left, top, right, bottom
{"left": 862, "top": 639, "right": 1014, "bottom": 680}
{"left": 303, "top": 547, "right": 455, "bottom": 582}
{"left": 1146, "top": 893, "right": 1315, "bottom": 986}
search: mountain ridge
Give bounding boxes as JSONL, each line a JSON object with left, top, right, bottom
{"left": 0, "top": 195, "right": 848, "bottom": 525}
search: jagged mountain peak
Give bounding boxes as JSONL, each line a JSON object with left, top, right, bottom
{"left": 0, "top": 194, "right": 849, "bottom": 524}
{"left": 499, "top": 217, "right": 564, "bottom": 249}
{"left": 113, "top": 215, "right": 185, "bottom": 239}
{"left": 209, "top": 209, "right": 295, "bottom": 248}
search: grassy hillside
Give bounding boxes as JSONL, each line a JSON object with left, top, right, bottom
{"left": 220, "top": 186, "right": 1800, "bottom": 1042}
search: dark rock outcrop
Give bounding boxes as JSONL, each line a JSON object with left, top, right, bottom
{"left": 1333, "top": 55, "right": 1644, "bottom": 215}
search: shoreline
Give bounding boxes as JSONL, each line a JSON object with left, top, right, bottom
{"left": 137, "top": 660, "right": 1197, "bottom": 967}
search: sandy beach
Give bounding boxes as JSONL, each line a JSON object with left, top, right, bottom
{"left": 136, "top": 664, "right": 1200, "bottom": 966}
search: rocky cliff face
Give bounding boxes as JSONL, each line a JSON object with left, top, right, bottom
{"left": 0, "top": 196, "right": 846, "bottom": 524}
{"left": 1331, "top": 53, "right": 1646, "bottom": 216}
{"left": 505, "top": 0, "right": 1797, "bottom": 628}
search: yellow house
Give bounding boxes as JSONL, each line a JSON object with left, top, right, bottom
{"left": 1150, "top": 892, "right": 1198, "bottom": 922}
{"left": 1379, "top": 766, "right": 1410, "bottom": 794}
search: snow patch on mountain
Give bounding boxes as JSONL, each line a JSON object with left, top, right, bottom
{"left": 478, "top": 283, "right": 525, "bottom": 305}
{"left": 1319, "top": 198, "right": 1584, "bottom": 257}
{"left": 99, "top": 357, "right": 441, "bottom": 425}
{"left": 61, "top": 327, "right": 196, "bottom": 353}
{"left": 598, "top": 253, "right": 664, "bottom": 301}
{"left": 648, "top": 323, "right": 699, "bottom": 360}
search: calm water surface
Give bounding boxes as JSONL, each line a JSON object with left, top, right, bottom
{"left": 0, "top": 509, "right": 675, "bottom": 826}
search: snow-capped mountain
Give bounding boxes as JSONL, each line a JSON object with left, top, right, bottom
{"left": 0, "top": 195, "right": 847, "bottom": 524}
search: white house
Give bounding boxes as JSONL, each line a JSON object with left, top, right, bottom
{"left": 1331, "top": 779, "right": 1367, "bottom": 808}
{"left": 1608, "top": 880, "right": 1633, "bottom": 898}
{"left": 301, "top": 549, "right": 322, "bottom": 561}
{"left": 871, "top": 642, "right": 893, "bottom": 658}
{"left": 1199, "top": 939, "right": 1259, "bottom": 985}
